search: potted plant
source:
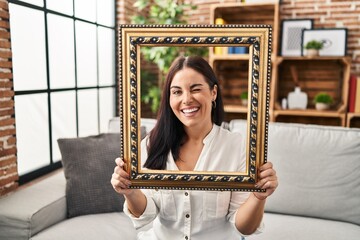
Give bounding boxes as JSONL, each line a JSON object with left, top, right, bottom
{"left": 304, "top": 40, "right": 323, "bottom": 57}
{"left": 314, "top": 92, "right": 333, "bottom": 110}
{"left": 240, "top": 91, "right": 248, "bottom": 106}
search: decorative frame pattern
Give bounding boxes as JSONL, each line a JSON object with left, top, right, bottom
{"left": 119, "top": 25, "right": 271, "bottom": 191}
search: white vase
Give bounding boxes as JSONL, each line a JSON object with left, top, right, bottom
{"left": 287, "top": 87, "right": 308, "bottom": 110}
{"left": 315, "top": 102, "right": 330, "bottom": 111}
{"left": 241, "top": 99, "right": 248, "bottom": 106}
{"left": 306, "top": 49, "right": 319, "bottom": 57}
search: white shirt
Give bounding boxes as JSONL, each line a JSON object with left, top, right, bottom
{"left": 124, "top": 124, "right": 263, "bottom": 240}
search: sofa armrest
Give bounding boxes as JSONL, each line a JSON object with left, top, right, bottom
{"left": 0, "top": 171, "right": 67, "bottom": 240}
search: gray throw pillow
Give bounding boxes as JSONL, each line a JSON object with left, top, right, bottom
{"left": 58, "top": 133, "right": 124, "bottom": 218}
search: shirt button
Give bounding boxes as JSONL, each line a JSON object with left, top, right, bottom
{"left": 186, "top": 214, "right": 190, "bottom": 218}
{"left": 185, "top": 236, "right": 188, "bottom": 240}
{"left": 185, "top": 192, "right": 189, "bottom": 196}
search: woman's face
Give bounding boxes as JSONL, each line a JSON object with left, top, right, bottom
{"left": 169, "top": 67, "right": 217, "bottom": 130}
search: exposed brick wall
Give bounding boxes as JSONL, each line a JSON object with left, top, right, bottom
{"left": 116, "top": 0, "right": 137, "bottom": 24}
{"left": 0, "top": 0, "right": 17, "bottom": 196}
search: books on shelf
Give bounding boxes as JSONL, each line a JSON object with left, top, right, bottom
{"left": 348, "top": 75, "right": 360, "bottom": 113}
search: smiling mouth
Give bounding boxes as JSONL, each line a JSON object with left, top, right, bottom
{"left": 181, "top": 107, "right": 199, "bottom": 115}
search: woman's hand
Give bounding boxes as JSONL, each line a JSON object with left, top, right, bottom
{"left": 111, "top": 158, "right": 147, "bottom": 217}
{"left": 253, "top": 162, "right": 278, "bottom": 201}
{"left": 111, "top": 157, "right": 134, "bottom": 196}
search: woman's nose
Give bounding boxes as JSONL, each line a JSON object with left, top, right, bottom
{"left": 182, "top": 91, "right": 193, "bottom": 104}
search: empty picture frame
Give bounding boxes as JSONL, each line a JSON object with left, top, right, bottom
{"left": 280, "top": 19, "right": 313, "bottom": 56}
{"left": 119, "top": 24, "right": 271, "bottom": 191}
{"left": 301, "top": 28, "right": 348, "bottom": 56}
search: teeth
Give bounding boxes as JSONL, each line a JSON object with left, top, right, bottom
{"left": 182, "top": 108, "right": 198, "bottom": 113}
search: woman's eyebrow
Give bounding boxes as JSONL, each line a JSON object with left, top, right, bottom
{"left": 170, "top": 83, "right": 203, "bottom": 90}
{"left": 170, "top": 86, "right": 181, "bottom": 90}
{"left": 190, "top": 83, "right": 203, "bottom": 89}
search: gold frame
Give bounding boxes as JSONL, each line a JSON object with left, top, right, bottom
{"left": 119, "top": 24, "right": 271, "bottom": 191}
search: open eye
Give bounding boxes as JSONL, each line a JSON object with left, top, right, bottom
{"left": 171, "top": 89, "right": 182, "bottom": 95}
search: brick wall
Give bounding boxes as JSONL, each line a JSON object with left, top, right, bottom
{"left": 0, "top": 0, "right": 17, "bottom": 196}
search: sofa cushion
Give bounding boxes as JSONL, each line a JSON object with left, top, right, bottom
{"left": 30, "top": 212, "right": 137, "bottom": 240}
{"left": 58, "top": 133, "right": 124, "bottom": 218}
{"left": 246, "top": 213, "right": 360, "bottom": 240}
{"left": 229, "top": 120, "right": 360, "bottom": 226}
{"left": 108, "top": 117, "right": 155, "bottom": 139}
{"left": 0, "top": 171, "right": 66, "bottom": 239}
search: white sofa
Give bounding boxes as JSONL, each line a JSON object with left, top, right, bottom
{"left": 0, "top": 118, "right": 359, "bottom": 240}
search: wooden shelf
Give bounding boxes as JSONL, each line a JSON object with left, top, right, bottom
{"left": 347, "top": 112, "right": 360, "bottom": 128}
{"left": 210, "top": 54, "right": 250, "bottom": 61}
{"left": 276, "top": 56, "right": 351, "bottom": 62}
{"left": 270, "top": 56, "right": 351, "bottom": 126}
{"left": 224, "top": 105, "right": 248, "bottom": 113}
{"left": 274, "top": 109, "right": 344, "bottom": 118}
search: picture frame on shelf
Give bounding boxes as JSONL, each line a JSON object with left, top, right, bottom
{"left": 301, "top": 28, "right": 348, "bottom": 56}
{"left": 280, "top": 19, "right": 313, "bottom": 56}
{"left": 119, "top": 24, "right": 271, "bottom": 191}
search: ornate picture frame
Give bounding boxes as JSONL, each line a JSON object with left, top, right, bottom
{"left": 301, "top": 28, "right": 348, "bottom": 57}
{"left": 119, "top": 25, "right": 271, "bottom": 191}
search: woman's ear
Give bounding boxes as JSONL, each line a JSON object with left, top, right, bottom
{"left": 212, "top": 84, "right": 218, "bottom": 101}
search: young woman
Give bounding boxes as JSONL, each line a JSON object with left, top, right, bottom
{"left": 111, "top": 56, "right": 278, "bottom": 240}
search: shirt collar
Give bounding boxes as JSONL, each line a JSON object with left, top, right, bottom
{"left": 202, "top": 124, "right": 219, "bottom": 145}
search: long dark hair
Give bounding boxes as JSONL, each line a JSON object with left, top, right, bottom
{"left": 143, "top": 56, "right": 224, "bottom": 170}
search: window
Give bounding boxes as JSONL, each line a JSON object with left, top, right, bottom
{"left": 9, "top": 0, "right": 116, "bottom": 183}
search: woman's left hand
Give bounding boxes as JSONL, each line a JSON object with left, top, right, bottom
{"left": 253, "top": 162, "right": 278, "bottom": 200}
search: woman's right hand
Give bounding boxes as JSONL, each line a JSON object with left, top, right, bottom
{"left": 111, "top": 157, "right": 134, "bottom": 196}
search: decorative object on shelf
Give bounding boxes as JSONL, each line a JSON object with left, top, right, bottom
{"left": 287, "top": 65, "right": 308, "bottom": 110}
{"left": 281, "top": 98, "right": 287, "bottom": 109}
{"left": 214, "top": 18, "right": 226, "bottom": 55}
{"left": 228, "top": 46, "right": 249, "bottom": 54}
{"left": 314, "top": 92, "right": 333, "bottom": 110}
{"left": 280, "top": 19, "right": 313, "bottom": 56}
{"left": 240, "top": 91, "right": 248, "bottom": 106}
{"left": 348, "top": 74, "right": 357, "bottom": 113}
{"left": 288, "top": 87, "right": 308, "bottom": 110}
{"left": 304, "top": 40, "right": 323, "bottom": 57}
{"left": 301, "top": 28, "right": 348, "bottom": 56}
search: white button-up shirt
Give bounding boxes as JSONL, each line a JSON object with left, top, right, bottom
{"left": 124, "top": 125, "right": 263, "bottom": 240}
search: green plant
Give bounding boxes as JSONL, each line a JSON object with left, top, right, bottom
{"left": 132, "top": 0, "right": 208, "bottom": 113}
{"left": 240, "top": 91, "right": 248, "bottom": 100}
{"left": 140, "top": 71, "right": 161, "bottom": 113}
{"left": 313, "top": 92, "right": 333, "bottom": 104}
{"left": 304, "top": 40, "right": 324, "bottom": 50}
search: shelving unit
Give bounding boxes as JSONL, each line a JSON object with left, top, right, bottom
{"left": 271, "top": 56, "right": 351, "bottom": 126}
{"left": 347, "top": 113, "right": 360, "bottom": 128}
{"left": 209, "top": 2, "right": 351, "bottom": 127}
{"left": 209, "top": 2, "right": 279, "bottom": 122}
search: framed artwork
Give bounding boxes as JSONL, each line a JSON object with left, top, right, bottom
{"left": 301, "top": 28, "right": 348, "bottom": 56}
{"left": 119, "top": 24, "right": 271, "bottom": 191}
{"left": 280, "top": 19, "right": 313, "bottom": 56}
